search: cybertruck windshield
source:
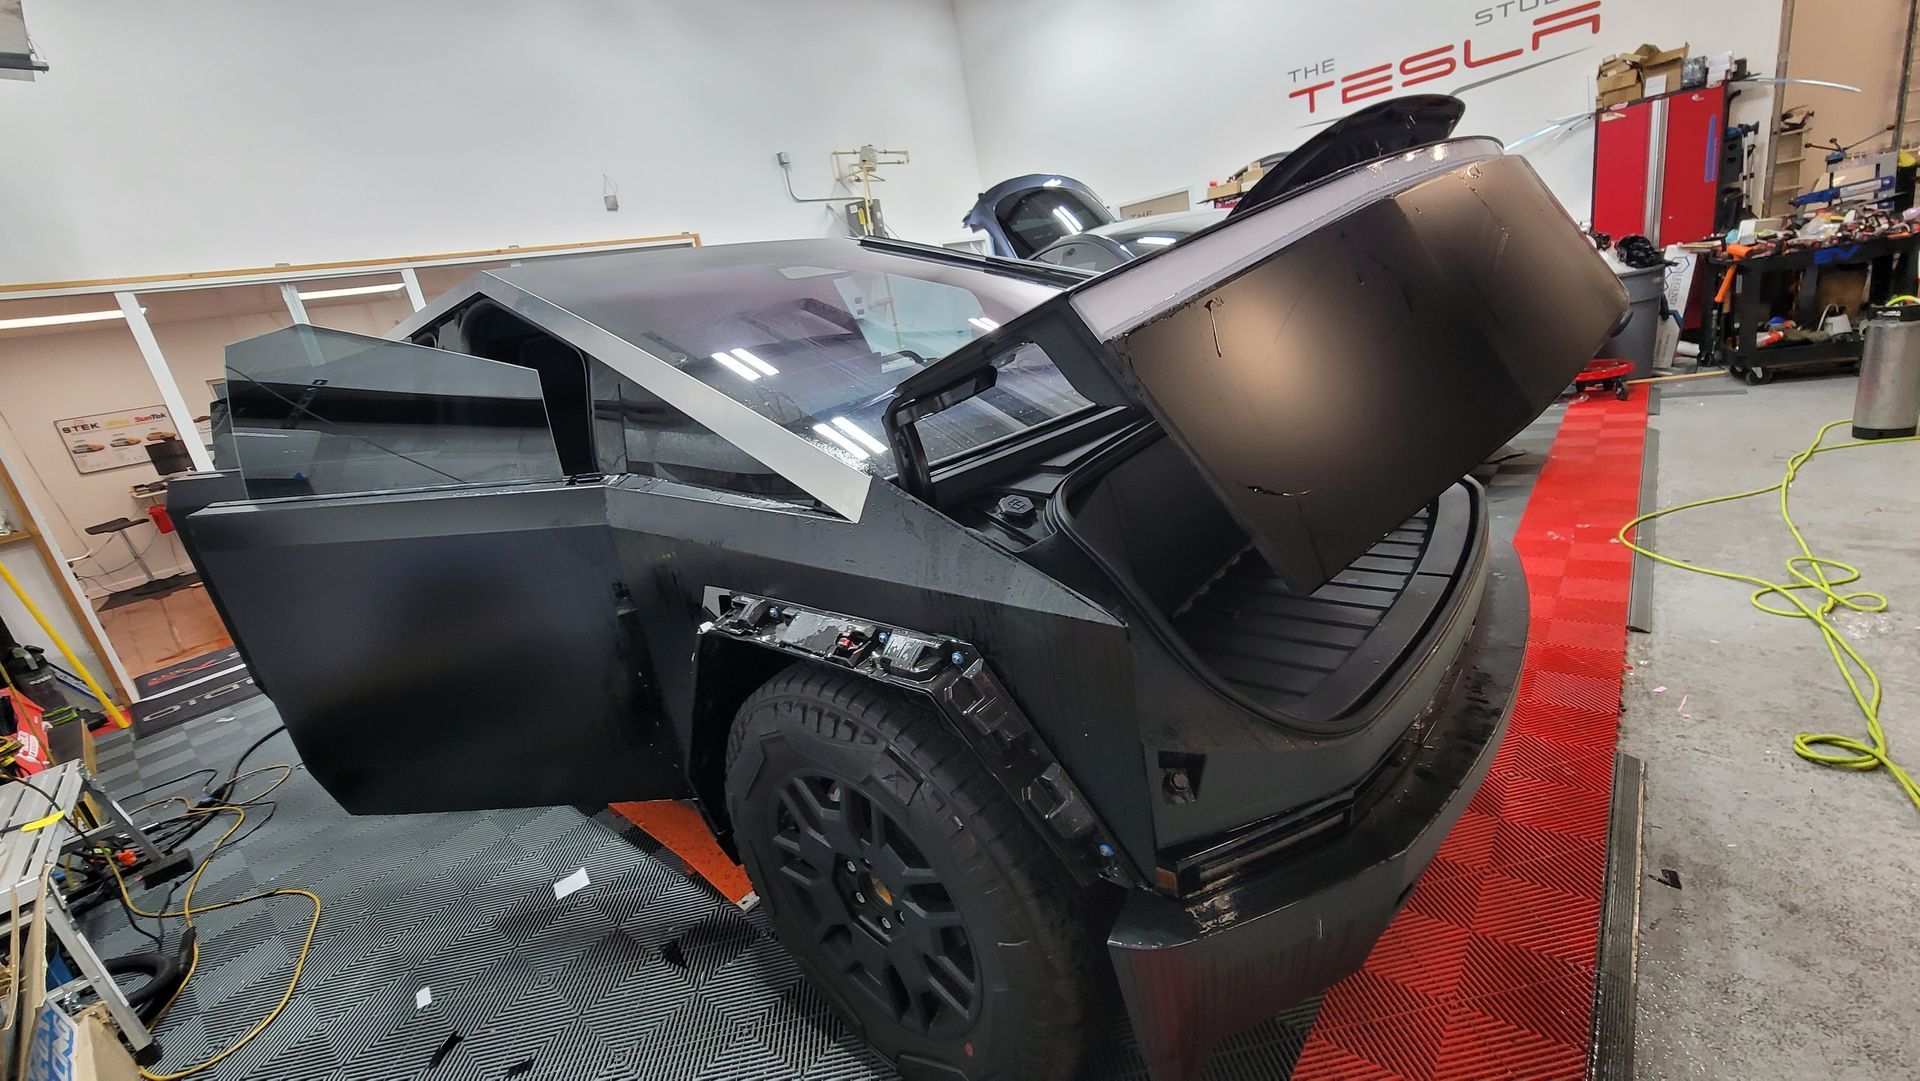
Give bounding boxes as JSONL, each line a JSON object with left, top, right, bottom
{"left": 217, "top": 243, "right": 1097, "bottom": 508}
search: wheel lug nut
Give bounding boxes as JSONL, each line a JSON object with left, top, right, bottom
{"left": 846, "top": 861, "right": 858, "bottom": 873}
{"left": 854, "top": 891, "right": 866, "bottom": 903}
{"left": 880, "top": 917, "right": 892, "bottom": 930}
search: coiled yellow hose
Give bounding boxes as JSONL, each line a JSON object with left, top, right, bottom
{"left": 1618, "top": 419, "right": 1920, "bottom": 814}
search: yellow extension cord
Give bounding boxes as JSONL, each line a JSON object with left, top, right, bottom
{"left": 107, "top": 766, "right": 322, "bottom": 1080}
{"left": 1618, "top": 419, "right": 1920, "bottom": 815}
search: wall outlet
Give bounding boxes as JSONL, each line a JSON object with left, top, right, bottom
{"left": 776, "top": 151, "right": 791, "bottom": 167}
{"left": 604, "top": 193, "right": 619, "bottom": 211}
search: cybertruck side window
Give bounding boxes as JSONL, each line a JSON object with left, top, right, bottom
{"left": 221, "top": 325, "right": 564, "bottom": 500}
{"left": 416, "top": 298, "right": 816, "bottom": 506}
{"left": 589, "top": 368, "right": 812, "bottom": 504}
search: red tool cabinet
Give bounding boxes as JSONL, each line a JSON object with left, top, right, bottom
{"left": 1590, "top": 83, "right": 1727, "bottom": 246}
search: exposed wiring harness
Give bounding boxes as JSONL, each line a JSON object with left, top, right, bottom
{"left": 1618, "top": 420, "right": 1920, "bottom": 814}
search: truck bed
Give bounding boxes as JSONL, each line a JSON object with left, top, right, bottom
{"left": 1171, "top": 506, "right": 1437, "bottom": 712}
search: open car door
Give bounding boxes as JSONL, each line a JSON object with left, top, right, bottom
{"left": 170, "top": 326, "right": 687, "bottom": 814}
{"left": 897, "top": 128, "right": 1628, "bottom": 593}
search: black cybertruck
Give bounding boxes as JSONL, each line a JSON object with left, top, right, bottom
{"left": 170, "top": 127, "right": 1625, "bottom": 1081}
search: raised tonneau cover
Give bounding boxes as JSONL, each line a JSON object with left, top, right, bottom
{"left": 934, "top": 136, "right": 1629, "bottom": 593}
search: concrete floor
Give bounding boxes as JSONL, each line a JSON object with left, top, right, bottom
{"left": 1622, "top": 374, "right": 1920, "bottom": 1079}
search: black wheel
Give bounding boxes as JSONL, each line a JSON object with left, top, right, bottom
{"left": 726, "top": 664, "right": 1098, "bottom": 1081}
{"left": 1614, "top": 380, "right": 1630, "bottom": 401}
{"left": 1745, "top": 364, "right": 1774, "bottom": 385}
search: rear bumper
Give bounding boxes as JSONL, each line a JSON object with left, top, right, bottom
{"left": 1106, "top": 542, "right": 1527, "bottom": 1081}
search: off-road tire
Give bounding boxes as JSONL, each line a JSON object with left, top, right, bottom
{"left": 726, "top": 663, "right": 1099, "bottom": 1081}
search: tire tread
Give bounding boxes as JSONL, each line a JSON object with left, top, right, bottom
{"left": 725, "top": 662, "right": 1099, "bottom": 1081}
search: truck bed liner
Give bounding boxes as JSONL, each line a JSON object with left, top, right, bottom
{"left": 1172, "top": 507, "right": 1436, "bottom": 711}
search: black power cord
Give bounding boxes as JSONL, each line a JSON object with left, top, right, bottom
{"left": 214, "top": 725, "right": 289, "bottom": 802}
{"left": 67, "top": 724, "right": 293, "bottom": 953}
{"left": 82, "top": 719, "right": 306, "bottom": 1068}
{"left": 104, "top": 929, "right": 196, "bottom": 1025}
{"left": 122, "top": 769, "right": 219, "bottom": 804}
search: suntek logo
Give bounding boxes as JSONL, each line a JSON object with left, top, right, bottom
{"left": 1288, "top": 0, "right": 1601, "bottom": 114}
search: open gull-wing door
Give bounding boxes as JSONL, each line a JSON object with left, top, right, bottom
{"left": 896, "top": 135, "right": 1628, "bottom": 593}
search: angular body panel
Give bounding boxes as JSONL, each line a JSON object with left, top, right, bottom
{"left": 1013, "top": 147, "right": 1629, "bottom": 592}
{"left": 171, "top": 122, "right": 1622, "bottom": 1081}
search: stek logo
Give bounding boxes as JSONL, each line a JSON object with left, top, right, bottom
{"left": 1285, "top": 0, "right": 1601, "bottom": 117}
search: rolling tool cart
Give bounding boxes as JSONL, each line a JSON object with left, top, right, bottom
{"left": 1701, "top": 233, "right": 1920, "bottom": 384}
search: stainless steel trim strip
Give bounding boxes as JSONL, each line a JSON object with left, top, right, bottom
{"left": 476, "top": 275, "right": 875, "bottom": 522}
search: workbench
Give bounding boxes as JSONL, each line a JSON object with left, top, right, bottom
{"left": 1700, "top": 233, "right": 1919, "bottom": 383}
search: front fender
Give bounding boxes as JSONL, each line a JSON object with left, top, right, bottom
{"left": 689, "top": 588, "right": 1140, "bottom": 889}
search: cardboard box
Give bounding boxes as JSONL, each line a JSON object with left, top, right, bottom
{"left": 1205, "top": 159, "right": 1266, "bottom": 203}
{"left": 1595, "top": 43, "right": 1687, "bottom": 107}
{"left": 1638, "top": 42, "right": 1688, "bottom": 95}
{"left": 1204, "top": 179, "right": 1243, "bottom": 201}
{"left": 22, "top": 1004, "right": 139, "bottom": 1081}
{"left": 1596, "top": 56, "right": 1642, "bottom": 107}
{"left": 1597, "top": 83, "right": 1639, "bottom": 108}
{"left": 1813, "top": 266, "right": 1869, "bottom": 317}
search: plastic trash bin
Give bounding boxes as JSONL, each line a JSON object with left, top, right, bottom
{"left": 1597, "top": 265, "right": 1664, "bottom": 379}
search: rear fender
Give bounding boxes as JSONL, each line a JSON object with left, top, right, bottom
{"left": 690, "top": 588, "right": 1139, "bottom": 888}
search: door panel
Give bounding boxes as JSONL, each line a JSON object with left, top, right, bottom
{"left": 1659, "top": 85, "right": 1726, "bottom": 245}
{"left": 180, "top": 483, "right": 688, "bottom": 813}
{"left": 1593, "top": 102, "right": 1653, "bottom": 238}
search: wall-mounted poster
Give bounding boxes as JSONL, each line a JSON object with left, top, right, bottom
{"left": 55, "top": 405, "right": 178, "bottom": 475}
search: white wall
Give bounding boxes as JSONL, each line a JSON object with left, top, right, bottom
{"left": 7, "top": 0, "right": 1791, "bottom": 283}
{"left": 0, "top": 322, "right": 203, "bottom": 592}
{"left": 0, "top": 542, "right": 119, "bottom": 694}
{"left": 953, "top": 0, "right": 1786, "bottom": 228}
{"left": 0, "top": 0, "right": 986, "bottom": 284}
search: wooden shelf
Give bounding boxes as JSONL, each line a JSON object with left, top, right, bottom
{"left": 0, "top": 528, "right": 38, "bottom": 548}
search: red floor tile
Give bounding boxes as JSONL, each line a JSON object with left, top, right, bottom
{"left": 1294, "top": 395, "right": 1647, "bottom": 1079}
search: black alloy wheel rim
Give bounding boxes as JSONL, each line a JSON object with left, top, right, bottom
{"left": 768, "top": 773, "right": 980, "bottom": 1036}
